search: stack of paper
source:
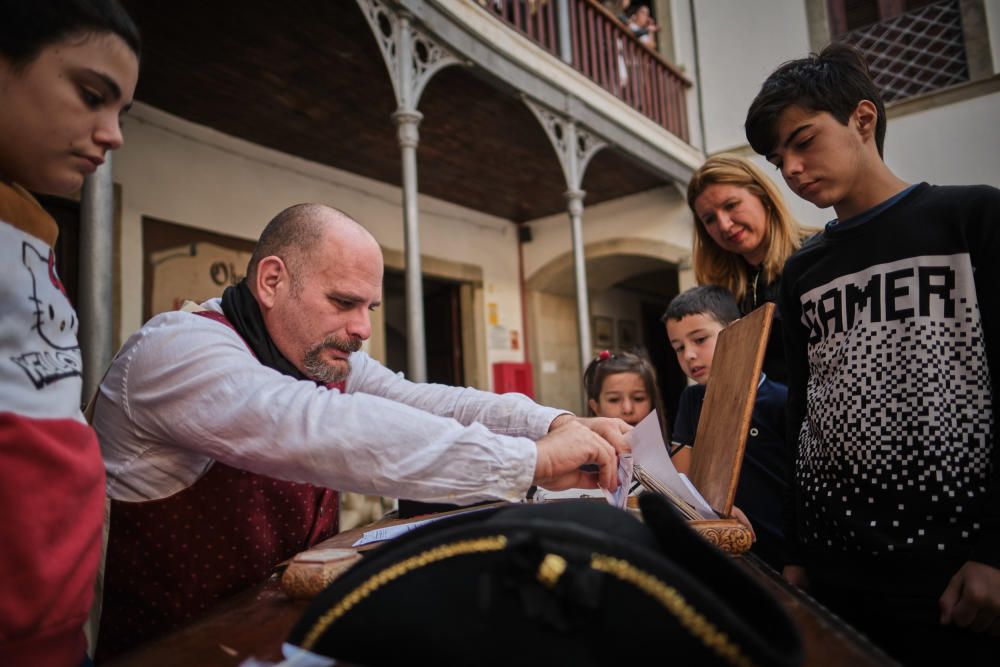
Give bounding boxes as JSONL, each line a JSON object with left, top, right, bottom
{"left": 627, "top": 411, "right": 717, "bottom": 519}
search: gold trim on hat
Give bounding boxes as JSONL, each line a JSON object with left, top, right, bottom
{"left": 299, "top": 535, "right": 756, "bottom": 667}
{"left": 300, "top": 535, "right": 508, "bottom": 649}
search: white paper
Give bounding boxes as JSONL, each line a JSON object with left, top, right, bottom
{"left": 533, "top": 488, "right": 604, "bottom": 500}
{"left": 628, "top": 410, "right": 717, "bottom": 519}
{"left": 351, "top": 517, "right": 438, "bottom": 546}
{"left": 678, "top": 472, "right": 718, "bottom": 518}
{"left": 601, "top": 453, "right": 633, "bottom": 509}
{"left": 276, "top": 643, "right": 338, "bottom": 666}
{"left": 351, "top": 505, "right": 497, "bottom": 546}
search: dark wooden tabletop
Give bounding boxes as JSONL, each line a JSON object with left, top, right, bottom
{"left": 103, "top": 514, "right": 896, "bottom": 666}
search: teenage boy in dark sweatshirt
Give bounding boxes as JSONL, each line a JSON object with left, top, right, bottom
{"left": 744, "top": 43, "right": 999, "bottom": 664}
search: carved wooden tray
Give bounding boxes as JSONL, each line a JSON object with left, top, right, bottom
{"left": 690, "top": 519, "right": 754, "bottom": 555}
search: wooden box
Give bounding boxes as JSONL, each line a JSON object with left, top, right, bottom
{"left": 644, "top": 303, "right": 774, "bottom": 555}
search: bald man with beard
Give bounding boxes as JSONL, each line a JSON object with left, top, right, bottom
{"left": 92, "top": 203, "right": 630, "bottom": 659}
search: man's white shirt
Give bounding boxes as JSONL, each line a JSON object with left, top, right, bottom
{"left": 96, "top": 298, "right": 564, "bottom": 504}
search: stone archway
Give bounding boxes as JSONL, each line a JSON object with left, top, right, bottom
{"left": 527, "top": 237, "right": 689, "bottom": 293}
{"left": 525, "top": 237, "right": 690, "bottom": 414}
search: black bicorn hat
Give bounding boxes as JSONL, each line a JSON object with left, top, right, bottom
{"left": 286, "top": 493, "right": 803, "bottom": 667}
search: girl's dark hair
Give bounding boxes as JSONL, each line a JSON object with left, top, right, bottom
{"left": 0, "top": 0, "right": 141, "bottom": 69}
{"left": 745, "top": 42, "right": 886, "bottom": 158}
{"left": 583, "top": 350, "right": 667, "bottom": 439}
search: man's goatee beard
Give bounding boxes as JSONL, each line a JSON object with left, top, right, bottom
{"left": 302, "top": 336, "right": 362, "bottom": 384}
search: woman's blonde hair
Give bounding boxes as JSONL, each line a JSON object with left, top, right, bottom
{"left": 687, "top": 154, "right": 804, "bottom": 304}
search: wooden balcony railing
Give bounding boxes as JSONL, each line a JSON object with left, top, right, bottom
{"left": 481, "top": 0, "right": 691, "bottom": 142}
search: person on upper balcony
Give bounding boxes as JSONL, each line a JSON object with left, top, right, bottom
{"left": 628, "top": 4, "right": 660, "bottom": 48}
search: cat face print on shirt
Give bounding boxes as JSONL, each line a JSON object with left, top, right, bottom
{"left": 7, "top": 241, "right": 83, "bottom": 389}
{"left": 23, "top": 242, "right": 78, "bottom": 350}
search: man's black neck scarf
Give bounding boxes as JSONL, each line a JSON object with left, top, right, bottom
{"left": 221, "top": 279, "right": 308, "bottom": 381}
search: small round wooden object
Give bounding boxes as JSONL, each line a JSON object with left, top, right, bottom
{"left": 280, "top": 548, "right": 363, "bottom": 599}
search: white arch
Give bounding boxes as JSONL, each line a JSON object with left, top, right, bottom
{"left": 526, "top": 236, "right": 690, "bottom": 294}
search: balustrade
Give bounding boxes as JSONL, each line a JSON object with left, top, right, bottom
{"left": 482, "top": 0, "right": 691, "bottom": 141}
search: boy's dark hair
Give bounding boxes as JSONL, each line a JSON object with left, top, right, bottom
{"left": 0, "top": 0, "right": 141, "bottom": 70}
{"left": 745, "top": 42, "right": 886, "bottom": 158}
{"left": 662, "top": 285, "right": 741, "bottom": 327}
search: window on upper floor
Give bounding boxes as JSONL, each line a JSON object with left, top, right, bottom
{"left": 824, "top": 0, "right": 990, "bottom": 102}
{"left": 829, "top": 0, "right": 939, "bottom": 35}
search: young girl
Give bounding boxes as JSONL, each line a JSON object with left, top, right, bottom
{"left": 534, "top": 350, "right": 665, "bottom": 502}
{"left": 583, "top": 350, "right": 667, "bottom": 440}
{"left": 0, "top": 2, "right": 139, "bottom": 664}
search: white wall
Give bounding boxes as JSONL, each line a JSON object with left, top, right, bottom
{"left": 670, "top": 0, "right": 704, "bottom": 152}
{"left": 528, "top": 291, "right": 583, "bottom": 412}
{"left": 112, "top": 103, "right": 526, "bottom": 386}
{"left": 885, "top": 90, "right": 1000, "bottom": 188}
{"left": 688, "top": 0, "right": 812, "bottom": 154}
{"left": 987, "top": 0, "right": 1000, "bottom": 72}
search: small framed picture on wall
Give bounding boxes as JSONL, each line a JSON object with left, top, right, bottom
{"left": 617, "top": 319, "right": 638, "bottom": 350}
{"left": 592, "top": 315, "right": 614, "bottom": 349}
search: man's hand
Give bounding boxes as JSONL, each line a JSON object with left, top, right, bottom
{"left": 534, "top": 420, "right": 620, "bottom": 492}
{"left": 939, "top": 561, "right": 1000, "bottom": 634}
{"left": 730, "top": 506, "right": 756, "bottom": 542}
{"left": 548, "top": 415, "right": 632, "bottom": 456}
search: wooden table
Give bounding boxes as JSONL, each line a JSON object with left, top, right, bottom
{"left": 104, "top": 514, "right": 896, "bottom": 666}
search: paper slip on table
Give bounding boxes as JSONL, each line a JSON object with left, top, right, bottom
{"left": 103, "top": 504, "right": 896, "bottom": 667}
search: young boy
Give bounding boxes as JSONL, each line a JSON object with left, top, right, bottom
{"left": 663, "top": 285, "right": 790, "bottom": 571}
{"left": 745, "top": 44, "right": 999, "bottom": 663}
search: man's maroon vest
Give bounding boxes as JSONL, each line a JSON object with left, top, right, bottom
{"left": 96, "top": 310, "right": 342, "bottom": 661}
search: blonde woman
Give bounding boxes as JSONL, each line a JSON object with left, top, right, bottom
{"left": 687, "top": 154, "right": 809, "bottom": 383}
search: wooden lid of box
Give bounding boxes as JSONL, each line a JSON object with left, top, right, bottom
{"left": 688, "top": 303, "right": 774, "bottom": 517}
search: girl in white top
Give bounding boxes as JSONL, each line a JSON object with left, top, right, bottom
{"left": 0, "top": 1, "right": 139, "bottom": 664}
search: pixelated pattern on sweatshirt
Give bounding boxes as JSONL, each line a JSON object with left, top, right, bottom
{"left": 796, "top": 253, "right": 994, "bottom": 556}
